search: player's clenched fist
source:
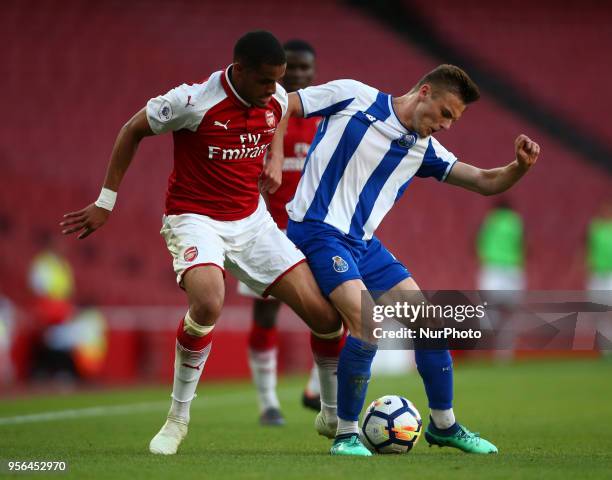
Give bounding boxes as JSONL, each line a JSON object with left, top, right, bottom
{"left": 514, "top": 134, "right": 540, "bottom": 170}
{"left": 60, "top": 204, "right": 110, "bottom": 239}
{"left": 259, "top": 158, "right": 283, "bottom": 194}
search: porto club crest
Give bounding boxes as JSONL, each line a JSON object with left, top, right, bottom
{"left": 332, "top": 255, "right": 349, "bottom": 273}
{"left": 397, "top": 133, "right": 417, "bottom": 149}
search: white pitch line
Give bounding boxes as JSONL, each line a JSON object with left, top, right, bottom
{"left": 0, "top": 401, "right": 169, "bottom": 426}
{"left": 0, "top": 386, "right": 300, "bottom": 427}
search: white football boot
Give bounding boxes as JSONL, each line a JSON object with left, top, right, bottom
{"left": 315, "top": 411, "right": 337, "bottom": 439}
{"left": 149, "top": 415, "right": 188, "bottom": 455}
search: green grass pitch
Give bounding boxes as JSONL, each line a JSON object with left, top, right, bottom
{"left": 1, "top": 358, "right": 611, "bottom": 479}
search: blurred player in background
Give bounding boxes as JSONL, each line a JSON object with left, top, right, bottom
{"left": 60, "top": 31, "right": 345, "bottom": 456}
{"left": 586, "top": 200, "right": 612, "bottom": 353}
{"left": 587, "top": 200, "right": 612, "bottom": 294}
{"left": 0, "top": 290, "right": 15, "bottom": 385}
{"left": 28, "top": 231, "right": 77, "bottom": 380}
{"left": 237, "top": 40, "right": 321, "bottom": 426}
{"left": 477, "top": 199, "right": 525, "bottom": 292}
{"left": 477, "top": 199, "right": 525, "bottom": 360}
{"left": 275, "top": 65, "right": 540, "bottom": 455}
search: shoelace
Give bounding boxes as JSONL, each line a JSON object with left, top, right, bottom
{"left": 456, "top": 427, "right": 481, "bottom": 444}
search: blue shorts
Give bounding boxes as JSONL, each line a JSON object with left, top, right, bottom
{"left": 287, "top": 220, "right": 411, "bottom": 298}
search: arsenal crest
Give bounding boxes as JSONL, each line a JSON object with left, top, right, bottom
{"left": 265, "top": 110, "right": 275, "bottom": 128}
{"left": 184, "top": 246, "right": 198, "bottom": 262}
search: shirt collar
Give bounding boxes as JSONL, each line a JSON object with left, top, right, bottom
{"left": 389, "top": 95, "right": 417, "bottom": 135}
{"left": 222, "top": 65, "right": 251, "bottom": 108}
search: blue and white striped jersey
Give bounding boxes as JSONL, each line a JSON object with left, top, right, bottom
{"left": 287, "top": 79, "right": 457, "bottom": 240}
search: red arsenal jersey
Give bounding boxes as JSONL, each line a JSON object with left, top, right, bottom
{"left": 146, "top": 66, "right": 288, "bottom": 221}
{"left": 267, "top": 116, "right": 319, "bottom": 229}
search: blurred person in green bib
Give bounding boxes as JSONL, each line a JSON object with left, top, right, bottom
{"left": 477, "top": 200, "right": 525, "bottom": 359}
{"left": 477, "top": 199, "right": 525, "bottom": 293}
{"left": 587, "top": 201, "right": 612, "bottom": 294}
{"left": 586, "top": 200, "right": 612, "bottom": 354}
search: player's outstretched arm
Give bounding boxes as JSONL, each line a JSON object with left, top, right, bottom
{"left": 446, "top": 134, "right": 540, "bottom": 195}
{"left": 261, "top": 93, "right": 306, "bottom": 194}
{"left": 60, "top": 108, "right": 155, "bottom": 239}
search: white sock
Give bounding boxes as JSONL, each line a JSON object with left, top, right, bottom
{"left": 248, "top": 348, "right": 280, "bottom": 412}
{"left": 314, "top": 355, "right": 338, "bottom": 422}
{"left": 337, "top": 418, "right": 359, "bottom": 436}
{"left": 169, "top": 398, "right": 191, "bottom": 422}
{"left": 170, "top": 341, "right": 212, "bottom": 421}
{"left": 305, "top": 364, "right": 320, "bottom": 396}
{"left": 430, "top": 408, "right": 456, "bottom": 430}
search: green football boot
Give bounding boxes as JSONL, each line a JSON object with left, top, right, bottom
{"left": 425, "top": 421, "right": 498, "bottom": 454}
{"left": 330, "top": 434, "right": 373, "bottom": 456}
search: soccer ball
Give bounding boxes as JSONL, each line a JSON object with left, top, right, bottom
{"left": 360, "top": 395, "right": 422, "bottom": 454}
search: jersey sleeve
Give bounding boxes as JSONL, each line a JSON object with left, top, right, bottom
{"left": 146, "top": 83, "right": 205, "bottom": 134}
{"left": 273, "top": 82, "right": 289, "bottom": 119}
{"left": 415, "top": 137, "right": 458, "bottom": 181}
{"left": 296, "top": 79, "right": 361, "bottom": 118}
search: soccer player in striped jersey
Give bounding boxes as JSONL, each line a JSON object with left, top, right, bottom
{"left": 238, "top": 39, "right": 322, "bottom": 425}
{"left": 272, "top": 65, "right": 540, "bottom": 455}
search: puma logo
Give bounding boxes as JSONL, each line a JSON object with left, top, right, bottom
{"left": 182, "top": 361, "right": 205, "bottom": 370}
{"left": 214, "top": 120, "right": 230, "bottom": 130}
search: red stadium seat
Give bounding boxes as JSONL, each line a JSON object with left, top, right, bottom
{"left": 1, "top": 0, "right": 609, "bottom": 310}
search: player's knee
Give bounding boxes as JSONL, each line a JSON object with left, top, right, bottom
{"left": 189, "top": 295, "right": 223, "bottom": 326}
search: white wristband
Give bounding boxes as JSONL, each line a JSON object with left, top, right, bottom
{"left": 94, "top": 188, "right": 117, "bottom": 211}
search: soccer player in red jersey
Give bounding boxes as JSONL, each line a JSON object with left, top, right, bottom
{"left": 60, "top": 31, "right": 345, "bottom": 455}
{"left": 237, "top": 40, "right": 322, "bottom": 425}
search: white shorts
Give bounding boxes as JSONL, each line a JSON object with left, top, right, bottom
{"left": 478, "top": 265, "right": 525, "bottom": 291}
{"left": 237, "top": 279, "right": 266, "bottom": 299}
{"left": 161, "top": 198, "right": 305, "bottom": 297}
{"left": 477, "top": 265, "right": 525, "bottom": 305}
{"left": 237, "top": 228, "right": 287, "bottom": 300}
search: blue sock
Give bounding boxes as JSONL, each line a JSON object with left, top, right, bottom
{"left": 415, "top": 349, "right": 453, "bottom": 410}
{"left": 337, "top": 335, "right": 378, "bottom": 421}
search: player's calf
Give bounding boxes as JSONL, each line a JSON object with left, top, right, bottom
{"left": 248, "top": 322, "right": 283, "bottom": 424}
{"left": 150, "top": 267, "right": 224, "bottom": 455}
{"left": 310, "top": 327, "right": 346, "bottom": 437}
{"left": 150, "top": 314, "right": 214, "bottom": 455}
{"left": 269, "top": 263, "right": 345, "bottom": 435}
{"left": 327, "top": 280, "right": 380, "bottom": 440}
